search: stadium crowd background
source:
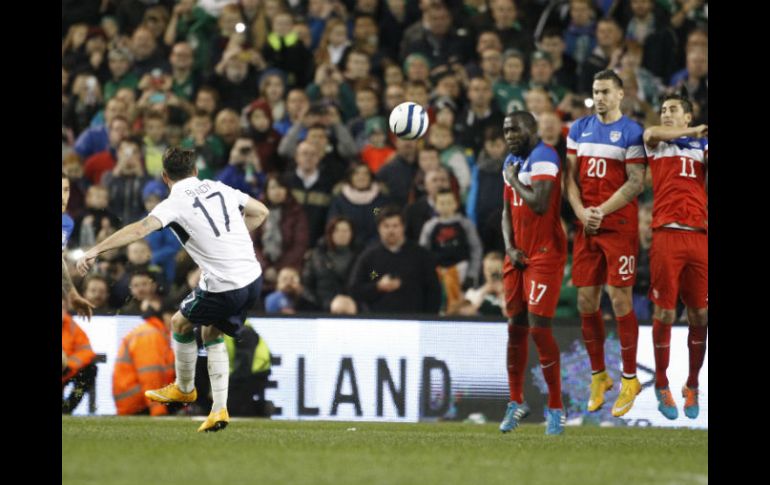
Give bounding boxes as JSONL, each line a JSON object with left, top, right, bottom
{"left": 62, "top": 0, "right": 708, "bottom": 321}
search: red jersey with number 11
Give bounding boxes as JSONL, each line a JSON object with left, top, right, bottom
{"left": 645, "top": 136, "right": 708, "bottom": 231}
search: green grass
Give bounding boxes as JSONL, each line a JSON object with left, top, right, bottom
{"left": 62, "top": 417, "right": 707, "bottom": 485}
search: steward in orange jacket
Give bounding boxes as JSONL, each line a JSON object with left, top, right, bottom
{"left": 62, "top": 312, "right": 98, "bottom": 413}
{"left": 113, "top": 315, "right": 175, "bottom": 416}
{"left": 62, "top": 314, "right": 96, "bottom": 384}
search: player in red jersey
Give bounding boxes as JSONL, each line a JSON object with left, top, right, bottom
{"left": 643, "top": 93, "right": 708, "bottom": 420}
{"left": 565, "top": 70, "right": 647, "bottom": 416}
{"left": 498, "top": 111, "right": 567, "bottom": 435}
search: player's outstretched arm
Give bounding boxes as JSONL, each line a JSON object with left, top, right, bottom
{"left": 76, "top": 216, "right": 163, "bottom": 275}
{"left": 643, "top": 124, "right": 708, "bottom": 149}
{"left": 596, "top": 162, "right": 645, "bottom": 218}
{"left": 243, "top": 197, "right": 270, "bottom": 232}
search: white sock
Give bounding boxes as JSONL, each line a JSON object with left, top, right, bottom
{"left": 206, "top": 340, "right": 229, "bottom": 412}
{"left": 173, "top": 333, "right": 198, "bottom": 393}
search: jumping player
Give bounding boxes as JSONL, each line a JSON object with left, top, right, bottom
{"left": 565, "top": 69, "right": 647, "bottom": 417}
{"left": 643, "top": 94, "right": 708, "bottom": 420}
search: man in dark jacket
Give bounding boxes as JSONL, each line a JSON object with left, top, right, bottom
{"left": 262, "top": 11, "right": 313, "bottom": 88}
{"left": 286, "top": 141, "right": 335, "bottom": 246}
{"left": 466, "top": 126, "right": 506, "bottom": 253}
{"left": 399, "top": 1, "right": 470, "bottom": 66}
{"left": 377, "top": 138, "right": 419, "bottom": 208}
{"left": 470, "top": 0, "right": 534, "bottom": 56}
{"left": 102, "top": 137, "right": 152, "bottom": 225}
{"left": 348, "top": 206, "right": 441, "bottom": 314}
{"left": 454, "top": 77, "right": 504, "bottom": 154}
{"left": 209, "top": 50, "right": 261, "bottom": 112}
{"left": 404, "top": 168, "right": 451, "bottom": 242}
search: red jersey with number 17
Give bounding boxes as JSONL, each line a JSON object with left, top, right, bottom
{"left": 645, "top": 136, "right": 708, "bottom": 231}
{"left": 567, "top": 114, "right": 646, "bottom": 234}
{"left": 502, "top": 141, "right": 567, "bottom": 263}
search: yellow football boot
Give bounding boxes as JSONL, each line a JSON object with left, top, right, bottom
{"left": 145, "top": 383, "right": 197, "bottom": 403}
{"left": 611, "top": 376, "right": 641, "bottom": 417}
{"left": 587, "top": 370, "right": 614, "bottom": 412}
{"left": 198, "top": 408, "right": 230, "bottom": 433}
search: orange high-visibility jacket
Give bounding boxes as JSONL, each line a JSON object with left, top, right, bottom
{"left": 112, "top": 316, "right": 175, "bottom": 416}
{"left": 62, "top": 314, "right": 96, "bottom": 385}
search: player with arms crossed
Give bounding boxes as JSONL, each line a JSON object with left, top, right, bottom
{"left": 565, "top": 70, "right": 646, "bottom": 416}
{"left": 77, "top": 148, "right": 269, "bottom": 432}
{"left": 499, "top": 111, "right": 568, "bottom": 435}
{"left": 643, "top": 94, "right": 708, "bottom": 419}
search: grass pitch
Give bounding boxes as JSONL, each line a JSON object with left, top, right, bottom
{"left": 62, "top": 416, "right": 707, "bottom": 485}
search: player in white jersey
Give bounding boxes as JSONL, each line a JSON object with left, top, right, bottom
{"left": 77, "top": 148, "right": 269, "bottom": 432}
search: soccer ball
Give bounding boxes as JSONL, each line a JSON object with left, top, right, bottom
{"left": 389, "top": 102, "right": 429, "bottom": 140}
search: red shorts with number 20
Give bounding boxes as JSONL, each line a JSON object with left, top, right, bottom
{"left": 503, "top": 257, "right": 565, "bottom": 318}
{"left": 572, "top": 229, "right": 639, "bottom": 287}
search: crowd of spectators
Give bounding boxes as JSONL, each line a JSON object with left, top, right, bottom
{"left": 63, "top": 0, "right": 707, "bottom": 319}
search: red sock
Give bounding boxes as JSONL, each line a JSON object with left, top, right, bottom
{"left": 687, "top": 325, "right": 708, "bottom": 388}
{"left": 531, "top": 327, "right": 562, "bottom": 409}
{"left": 616, "top": 311, "right": 639, "bottom": 376}
{"left": 652, "top": 319, "right": 672, "bottom": 388}
{"left": 506, "top": 324, "right": 529, "bottom": 403}
{"left": 581, "top": 311, "right": 606, "bottom": 372}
